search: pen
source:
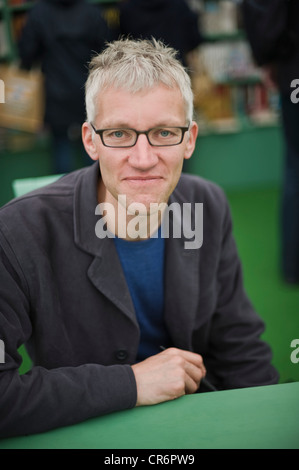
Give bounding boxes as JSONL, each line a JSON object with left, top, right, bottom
{"left": 159, "top": 346, "right": 217, "bottom": 392}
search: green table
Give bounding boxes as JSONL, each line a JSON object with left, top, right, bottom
{"left": 0, "top": 383, "right": 298, "bottom": 449}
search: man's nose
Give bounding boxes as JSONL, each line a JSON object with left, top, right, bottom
{"left": 128, "top": 134, "right": 158, "bottom": 169}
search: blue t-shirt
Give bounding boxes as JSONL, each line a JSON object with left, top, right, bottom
{"left": 114, "top": 229, "right": 171, "bottom": 361}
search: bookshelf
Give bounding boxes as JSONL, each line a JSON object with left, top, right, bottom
{"left": 0, "top": 0, "right": 280, "bottom": 130}
{"left": 193, "top": 0, "right": 280, "bottom": 134}
{"left": 183, "top": 0, "right": 283, "bottom": 190}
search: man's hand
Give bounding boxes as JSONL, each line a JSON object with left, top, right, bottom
{"left": 131, "top": 347, "right": 206, "bottom": 406}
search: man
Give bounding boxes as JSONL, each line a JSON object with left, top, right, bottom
{"left": 0, "top": 39, "right": 278, "bottom": 438}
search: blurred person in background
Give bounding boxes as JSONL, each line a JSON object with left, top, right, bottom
{"left": 118, "top": 0, "right": 204, "bottom": 69}
{"left": 18, "top": 0, "right": 113, "bottom": 174}
{"left": 242, "top": 0, "right": 299, "bottom": 285}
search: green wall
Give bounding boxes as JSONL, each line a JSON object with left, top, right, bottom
{"left": 0, "top": 142, "right": 52, "bottom": 206}
{"left": 185, "top": 125, "right": 284, "bottom": 190}
{"left": 0, "top": 137, "right": 86, "bottom": 206}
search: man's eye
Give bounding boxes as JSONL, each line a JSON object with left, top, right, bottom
{"left": 113, "top": 130, "right": 125, "bottom": 138}
{"left": 152, "top": 128, "right": 174, "bottom": 139}
{"left": 160, "top": 130, "right": 171, "bottom": 137}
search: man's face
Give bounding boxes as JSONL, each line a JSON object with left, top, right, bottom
{"left": 83, "top": 84, "right": 198, "bottom": 214}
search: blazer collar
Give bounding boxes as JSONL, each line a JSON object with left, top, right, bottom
{"left": 73, "top": 162, "right": 102, "bottom": 256}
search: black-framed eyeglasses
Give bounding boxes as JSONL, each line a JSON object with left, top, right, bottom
{"left": 90, "top": 123, "right": 190, "bottom": 148}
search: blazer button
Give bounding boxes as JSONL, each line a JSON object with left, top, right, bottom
{"left": 115, "top": 349, "right": 128, "bottom": 361}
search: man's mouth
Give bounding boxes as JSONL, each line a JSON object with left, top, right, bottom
{"left": 124, "top": 176, "right": 163, "bottom": 183}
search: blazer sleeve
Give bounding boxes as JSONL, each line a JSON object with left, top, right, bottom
{"left": 205, "top": 194, "right": 279, "bottom": 389}
{"left": 0, "top": 230, "right": 137, "bottom": 438}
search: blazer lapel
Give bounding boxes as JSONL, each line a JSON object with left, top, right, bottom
{"left": 163, "top": 194, "right": 201, "bottom": 351}
{"left": 87, "top": 237, "right": 137, "bottom": 325}
{"left": 73, "top": 163, "right": 137, "bottom": 326}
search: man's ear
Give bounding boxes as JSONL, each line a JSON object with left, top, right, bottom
{"left": 184, "top": 121, "right": 198, "bottom": 160}
{"left": 82, "top": 122, "right": 99, "bottom": 161}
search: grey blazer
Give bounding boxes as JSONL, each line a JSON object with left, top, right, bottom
{"left": 0, "top": 163, "right": 278, "bottom": 437}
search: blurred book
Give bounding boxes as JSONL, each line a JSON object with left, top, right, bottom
{"left": 193, "top": 39, "right": 279, "bottom": 131}
{"left": 201, "top": 0, "right": 239, "bottom": 35}
{"left": 200, "top": 41, "right": 262, "bottom": 83}
{"left": 0, "top": 20, "right": 9, "bottom": 58}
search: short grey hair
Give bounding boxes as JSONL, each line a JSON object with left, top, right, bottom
{"left": 85, "top": 38, "right": 194, "bottom": 124}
